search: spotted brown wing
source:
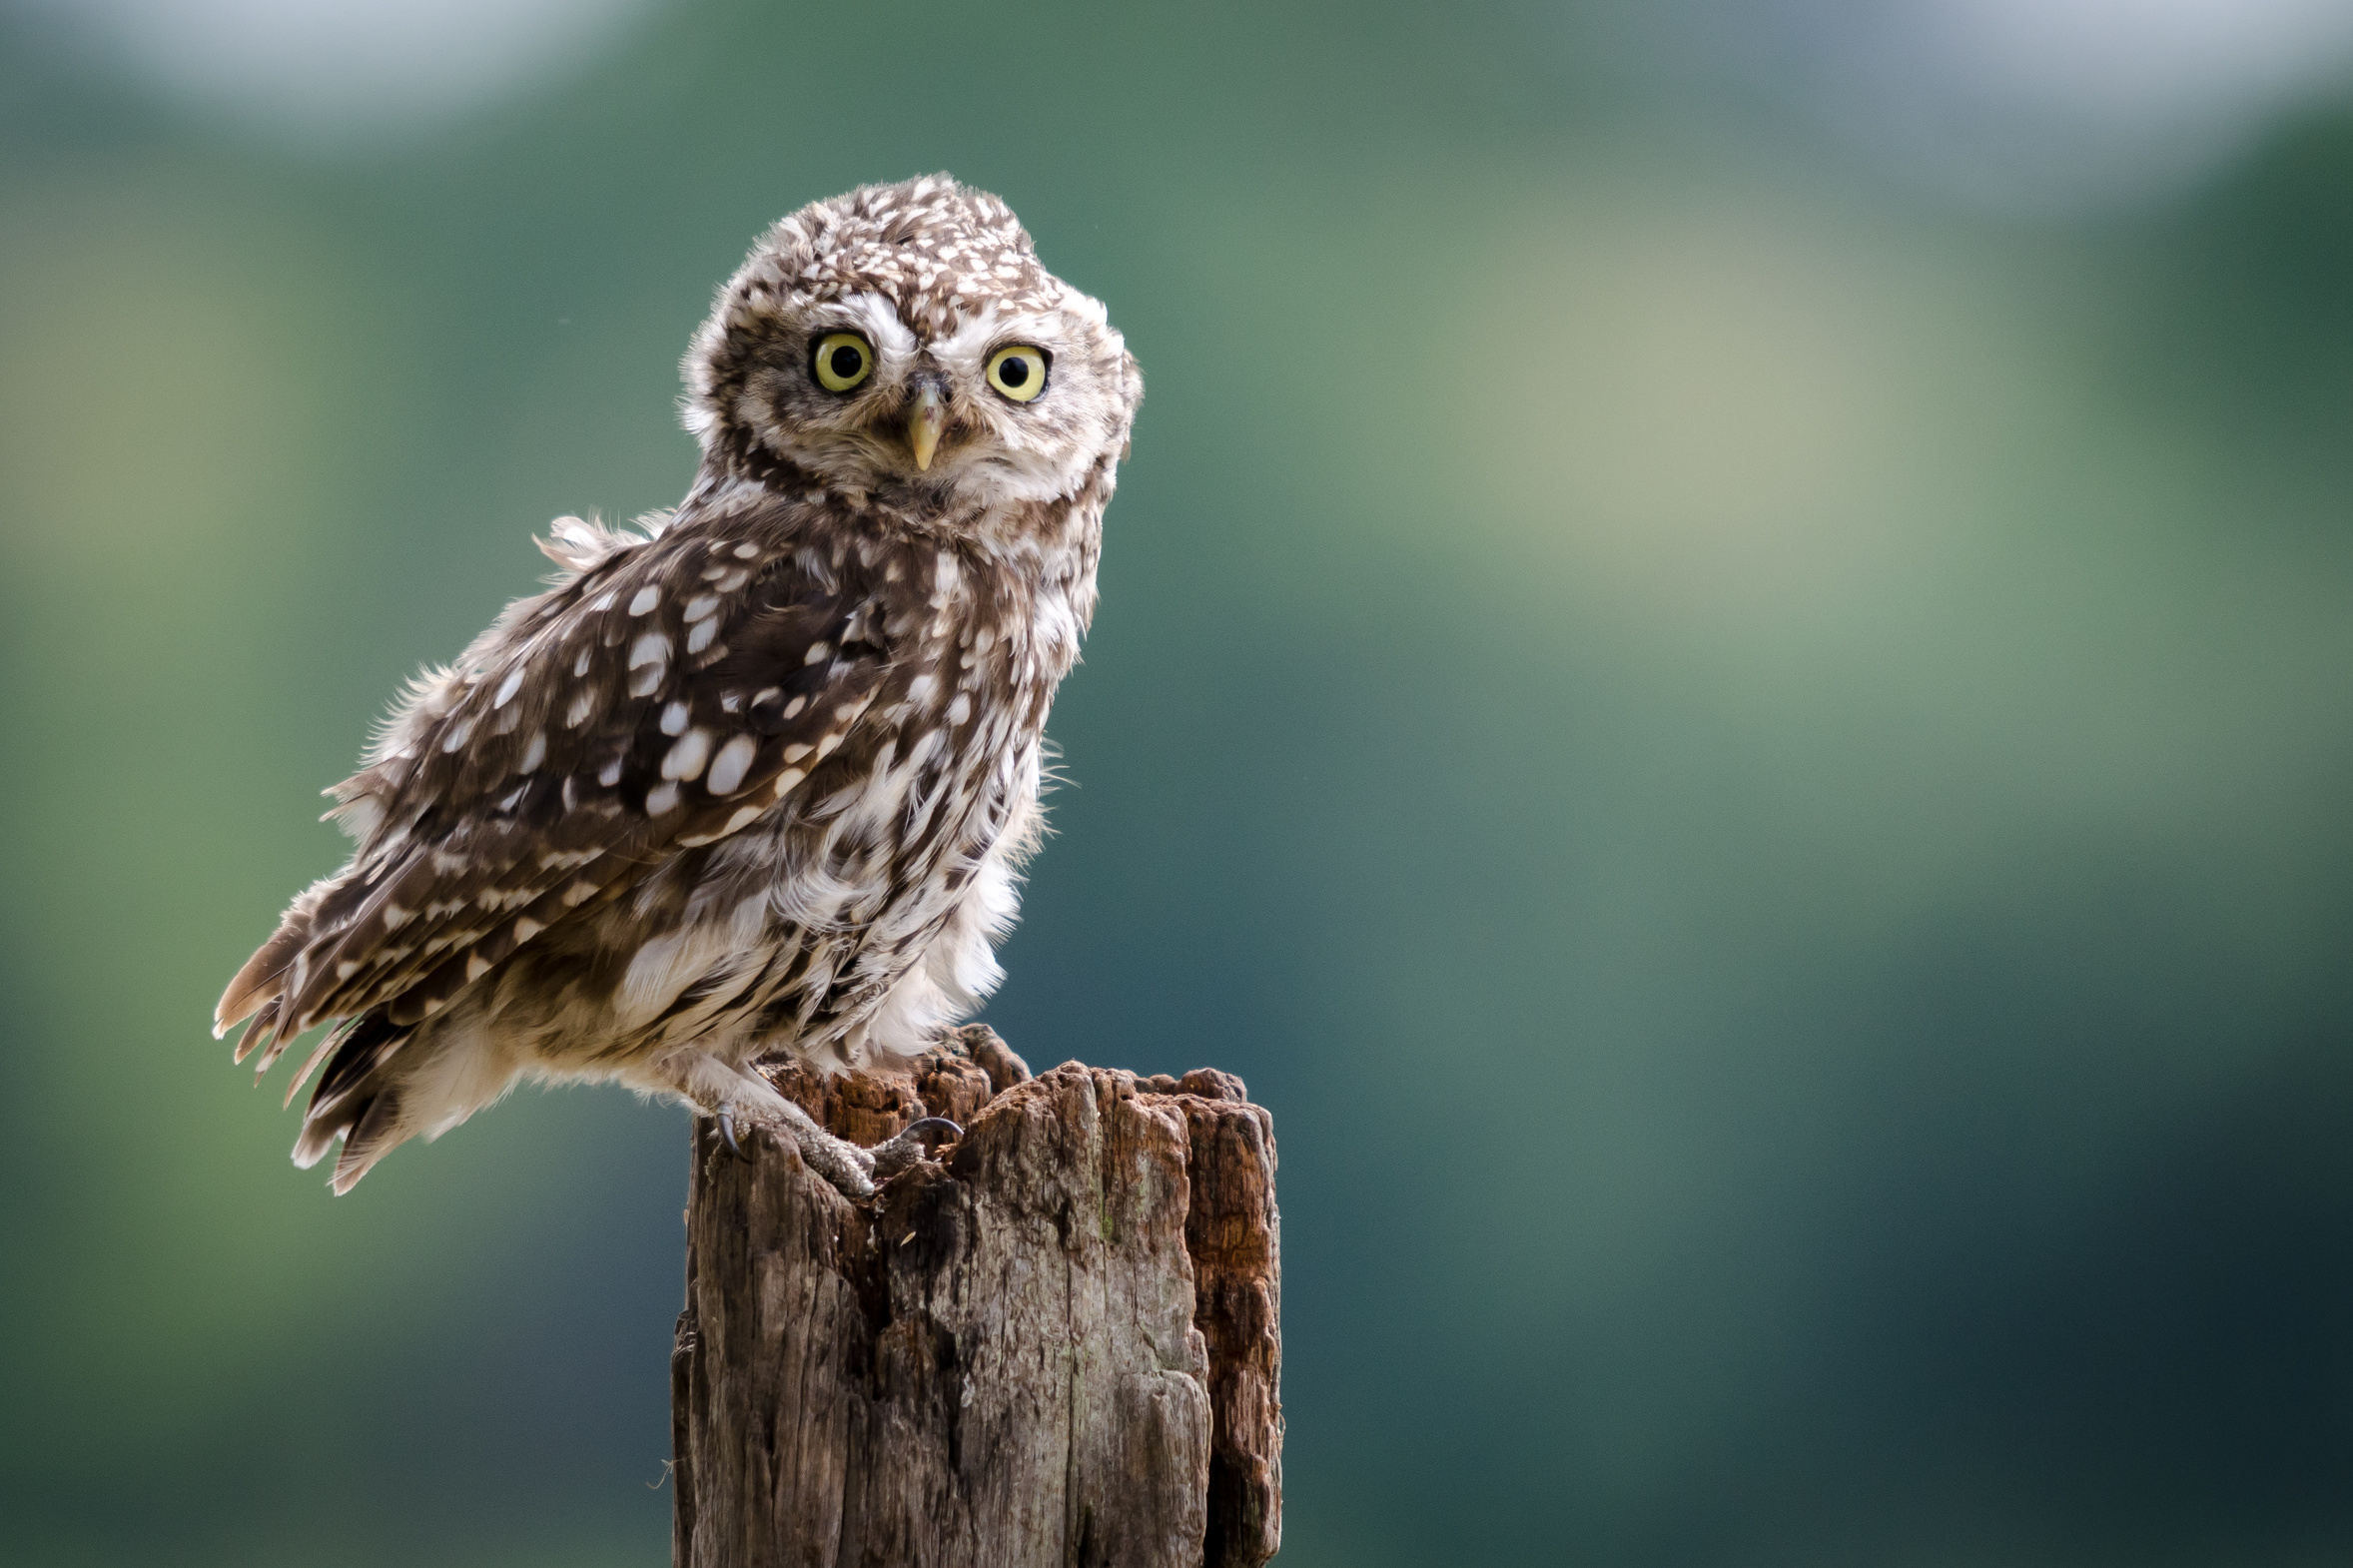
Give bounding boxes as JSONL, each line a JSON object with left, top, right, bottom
{"left": 215, "top": 530, "right": 895, "bottom": 1058}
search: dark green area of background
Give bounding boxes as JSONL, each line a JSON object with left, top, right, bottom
{"left": 7, "top": 3, "right": 2353, "bottom": 1563}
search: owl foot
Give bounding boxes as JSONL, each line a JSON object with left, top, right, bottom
{"left": 711, "top": 1096, "right": 959, "bottom": 1199}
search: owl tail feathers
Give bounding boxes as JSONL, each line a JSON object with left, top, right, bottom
{"left": 215, "top": 923, "right": 305, "bottom": 1041}
{"left": 291, "top": 1011, "right": 415, "bottom": 1194}
{"left": 217, "top": 874, "right": 349, "bottom": 1043}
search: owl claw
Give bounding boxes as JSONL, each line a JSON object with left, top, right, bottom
{"left": 908, "top": 1115, "right": 962, "bottom": 1146}
{"left": 868, "top": 1116, "right": 962, "bottom": 1179}
{"left": 716, "top": 1107, "right": 750, "bottom": 1162}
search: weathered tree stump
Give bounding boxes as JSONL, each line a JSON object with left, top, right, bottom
{"left": 671, "top": 1026, "right": 1281, "bottom": 1568}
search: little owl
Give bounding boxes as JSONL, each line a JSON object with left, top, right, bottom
{"left": 214, "top": 176, "right": 1141, "bottom": 1197}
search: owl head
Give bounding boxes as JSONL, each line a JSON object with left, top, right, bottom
{"left": 683, "top": 175, "right": 1140, "bottom": 511}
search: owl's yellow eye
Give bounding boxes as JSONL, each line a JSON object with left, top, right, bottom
{"left": 986, "top": 345, "right": 1049, "bottom": 402}
{"left": 812, "top": 332, "right": 874, "bottom": 392}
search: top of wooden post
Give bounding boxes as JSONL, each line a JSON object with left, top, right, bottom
{"left": 672, "top": 1026, "right": 1282, "bottom": 1568}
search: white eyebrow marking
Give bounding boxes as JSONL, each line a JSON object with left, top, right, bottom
{"left": 828, "top": 290, "right": 920, "bottom": 359}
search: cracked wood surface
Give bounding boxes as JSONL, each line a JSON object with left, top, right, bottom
{"left": 672, "top": 1027, "right": 1281, "bottom": 1568}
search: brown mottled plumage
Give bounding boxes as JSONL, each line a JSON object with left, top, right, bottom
{"left": 214, "top": 176, "right": 1140, "bottom": 1194}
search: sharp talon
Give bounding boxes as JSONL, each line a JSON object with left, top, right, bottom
{"left": 716, "top": 1109, "right": 750, "bottom": 1162}
{"left": 867, "top": 1116, "right": 963, "bottom": 1181}
{"left": 903, "top": 1116, "right": 961, "bottom": 1148}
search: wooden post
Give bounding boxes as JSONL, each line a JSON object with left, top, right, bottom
{"left": 670, "top": 1027, "right": 1282, "bottom": 1568}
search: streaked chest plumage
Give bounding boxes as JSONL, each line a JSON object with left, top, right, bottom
{"left": 458, "top": 474, "right": 1104, "bottom": 1074}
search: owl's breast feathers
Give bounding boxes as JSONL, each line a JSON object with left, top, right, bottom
{"left": 214, "top": 484, "right": 1086, "bottom": 1077}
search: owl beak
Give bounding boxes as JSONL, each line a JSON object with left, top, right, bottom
{"left": 907, "top": 383, "right": 947, "bottom": 471}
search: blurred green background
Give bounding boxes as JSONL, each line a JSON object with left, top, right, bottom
{"left": 9, "top": 1, "right": 2353, "bottom": 1562}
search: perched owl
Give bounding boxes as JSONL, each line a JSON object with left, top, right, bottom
{"left": 214, "top": 175, "right": 1140, "bottom": 1197}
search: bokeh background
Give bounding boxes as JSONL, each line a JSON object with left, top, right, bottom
{"left": 8, "top": 1, "right": 2353, "bottom": 1562}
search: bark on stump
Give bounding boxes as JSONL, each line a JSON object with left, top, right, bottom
{"left": 671, "top": 1026, "right": 1282, "bottom": 1568}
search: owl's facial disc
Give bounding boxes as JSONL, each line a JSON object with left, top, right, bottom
{"left": 685, "top": 179, "right": 1139, "bottom": 507}
{"left": 702, "top": 286, "right": 1128, "bottom": 503}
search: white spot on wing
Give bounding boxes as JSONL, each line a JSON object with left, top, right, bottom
{"left": 707, "top": 732, "right": 757, "bottom": 795}
{"left": 628, "top": 586, "right": 660, "bottom": 616}
{"left": 661, "top": 729, "right": 712, "bottom": 781}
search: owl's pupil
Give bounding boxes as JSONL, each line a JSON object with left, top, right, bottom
{"left": 828, "top": 346, "right": 863, "bottom": 381}
{"left": 998, "top": 358, "right": 1030, "bottom": 389}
